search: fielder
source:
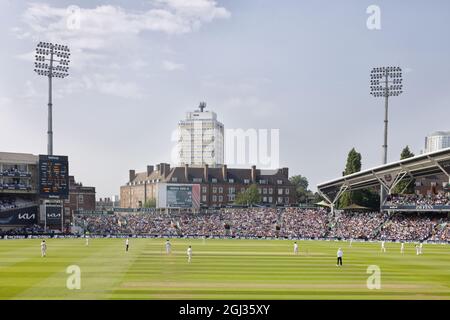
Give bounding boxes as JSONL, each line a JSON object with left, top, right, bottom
{"left": 40, "top": 240, "right": 47, "bottom": 257}
{"left": 187, "top": 245, "right": 192, "bottom": 263}
{"left": 165, "top": 240, "right": 171, "bottom": 254}
{"left": 336, "top": 248, "right": 343, "bottom": 267}
{"left": 125, "top": 238, "right": 129, "bottom": 252}
{"left": 293, "top": 242, "right": 299, "bottom": 255}
{"left": 381, "top": 240, "right": 386, "bottom": 253}
{"left": 85, "top": 235, "right": 89, "bottom": 246}
{"left": 400, "top": 241, "right": 404, "bottom": 254}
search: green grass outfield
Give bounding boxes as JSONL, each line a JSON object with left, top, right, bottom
{"left": 0, "top": 238, "right": 449, "bottom": 300}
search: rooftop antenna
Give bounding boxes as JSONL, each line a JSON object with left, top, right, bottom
{"left": 199, "top": 101, "right": 206, "bottom": 112}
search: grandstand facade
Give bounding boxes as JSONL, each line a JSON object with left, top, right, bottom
{"left": 0, "top": 152, "right": 39, "bottom": 230}
{"left": 120, "top": 163, "right": 296, "bottom": 208}
{"left": 317, "top": 148, "right": 450, "bottom": 213}
{"left": 0, "top": 152, "right": 95, "bottom": 231}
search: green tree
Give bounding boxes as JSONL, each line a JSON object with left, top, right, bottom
{"left": 235, "top": 184, "right": 261, "bottom": 205}
{"left": 339, "top": 148, "right": 363, "bottom": 208}
{"left": 393, "top": 145, "right": 415, "bottom": 194}
{"left": 289, "top": 175, "right": 310, "bottom": 203}
{"left": 359, "top": 188, "right": 380, "bottom": 209}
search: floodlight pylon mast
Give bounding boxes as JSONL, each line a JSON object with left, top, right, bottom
{"left": 34, "top": 42, "right": 71, "bottom": 156}
{"left": 370, "top": 66, "right": 403, "bottom": 209}
{"left": 383, "top": 71, "right": 389, "bottom": 165}
{"left": 48, "top": 49, "right": 53, "bottom": 155}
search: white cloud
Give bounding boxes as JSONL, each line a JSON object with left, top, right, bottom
{"left": 162, "top": 60, "right": 185, "bottom": 71}
{"left": 13, "top": 1, "right": 230, "bottom": 99}
{"left": 17, "top": 1, "right": 230, "bottom": 44}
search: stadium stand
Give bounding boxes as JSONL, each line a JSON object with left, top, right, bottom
{"left": 386, "top": 193, "right": 450, "bottom": 206}
{"left": 71, "top": 208, "right": 450, "bottom": 241}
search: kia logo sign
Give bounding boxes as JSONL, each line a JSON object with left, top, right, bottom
{"left": 18, "top": 213, "right": 36, "bottom": 220}
{"left": 47, "top": 213, "right": 61, "bottom": 218}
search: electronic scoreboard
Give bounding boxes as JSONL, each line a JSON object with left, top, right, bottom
{"left": 38, "top": 155, "right": 69, "bottom": 199}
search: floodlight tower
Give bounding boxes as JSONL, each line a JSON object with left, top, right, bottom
{"left": 34, "top": 42, "right": 70, "bottom": 155}
{"left": 370, "top": 66, "right": 403, "bottom": 205}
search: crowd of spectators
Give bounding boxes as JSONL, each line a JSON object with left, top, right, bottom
{"left": 280, "top": 208, "right": 328, "bottom": 238}
{"left": 224, "top": 208, "right": 279, "bottom": 237}
{"left": 386, "top": 193, "right": 450, "bottom": 206}
{"left": 0, "top": 224, "right": 45, "bottom": 236}
{"left": 429, "top": 223, "right": 449, "bottom": 241}
{"left": 328, "top": 212, "right": 387, "bottom": 240}
{"left": 68, "top": 208, "right": 450, "bottom": 241}
{"left": 379, "top": 213, "right": 439, "bottom": 241}
{"left": 73, "top": 213, "right": 178, "bottom": 235}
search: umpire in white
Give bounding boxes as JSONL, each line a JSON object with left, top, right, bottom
{"left": 336, "top": 248, "right": 343, "bottom": 267}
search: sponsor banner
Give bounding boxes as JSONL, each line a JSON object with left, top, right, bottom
{"left": 75, "top": 210, "right": 113, "bottom": 215}
{"left": 45, "top": 204, "right": 62, "bottom": 225}
{"left": 382, "top": 204, "right": 450, "bottom": 211}
{"left": 0, "top": 206, "right": 38, "bottom": 225}
{"left": 108, "top": 208, "right": 159, "bottom": 213}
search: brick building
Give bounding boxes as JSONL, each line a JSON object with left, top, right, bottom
{"left": 120, "top": 163, "right": 297, "bottom": 208}
{"left": 63, "top": 176, "right": 96, "bottom": 225}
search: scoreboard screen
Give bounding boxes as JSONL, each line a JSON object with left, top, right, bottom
{"left": 38, "top": 155, "right": 69, "bottom": 199}
{"left": 164, "top": 184, "right": 200, "bottom": 209}
{"left": 167, "top": 185, "right": 193, "bottom": 208}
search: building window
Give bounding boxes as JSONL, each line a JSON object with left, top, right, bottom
{"left": 263, "top": 196, "right": 267, "bottom": 202}
{"left": 278, "top": 189, "right": 283, "bottom": 195}
{"left": 241, "top": 187, "right": 245, "bottom": 193}
{"left": 212, "top": 195, "right": 217, "bottom": 202}
{"left": 285, "top": 188, "right": 290, "bottom": 195}
{"left": 229, "top": 179, "right": 234, "bottom": 183}
{"left": 258, "top": 188, "right": 262, "bottom": 194}
{"left": 277, "top": 179, "right": 283, "bottom": 185}
{"left": 219, "top": 196, "right": 223, "bottom": 202}
{"left": 244, "top": 179, "right": 250, "bottom": 184}
{"left": 263, "top": 188, "right": 267, "bottom": 194}
{"left": 229, "top": 187, "right": 235, "bottom": 194}
{"left": 285, "top": 197, "right": 289, "bottom": 204}
{"left": 228, "top": 194, "right": 235, "bottom": 202}
{"left": 213, "top": 187, "right": 217, "bottom": 193}
{"left": 78, "top": 194, "right": 84, "bottom": 204}
{"left": 202, "top": 195, "right": 207, "bottom": 202}
{"left": 268, "top": 197, "right": 273, "bottom": 203}
{"left": 219, "top": 187, "right": 223, "bottom": 193}
{"left": 212, "top": 178, "right": 218, "bottom": 183}
{"left": 193, "top": 178, "right": 202, "bottom": 183}
{"left": 171, "top": 177, "right": 178, "bottom": 182}
{"left": 278, "top": 197, "right": 283, "bottom": 203}
{"left": 202, "top": 186, "right": 207, "bottom": 193}
{"left": 269, "top": 188, "right": 273, "bottom": 194}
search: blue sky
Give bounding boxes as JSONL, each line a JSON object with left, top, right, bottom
{"left": 1, "top": 0, "right": 449, "bottom": 198}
